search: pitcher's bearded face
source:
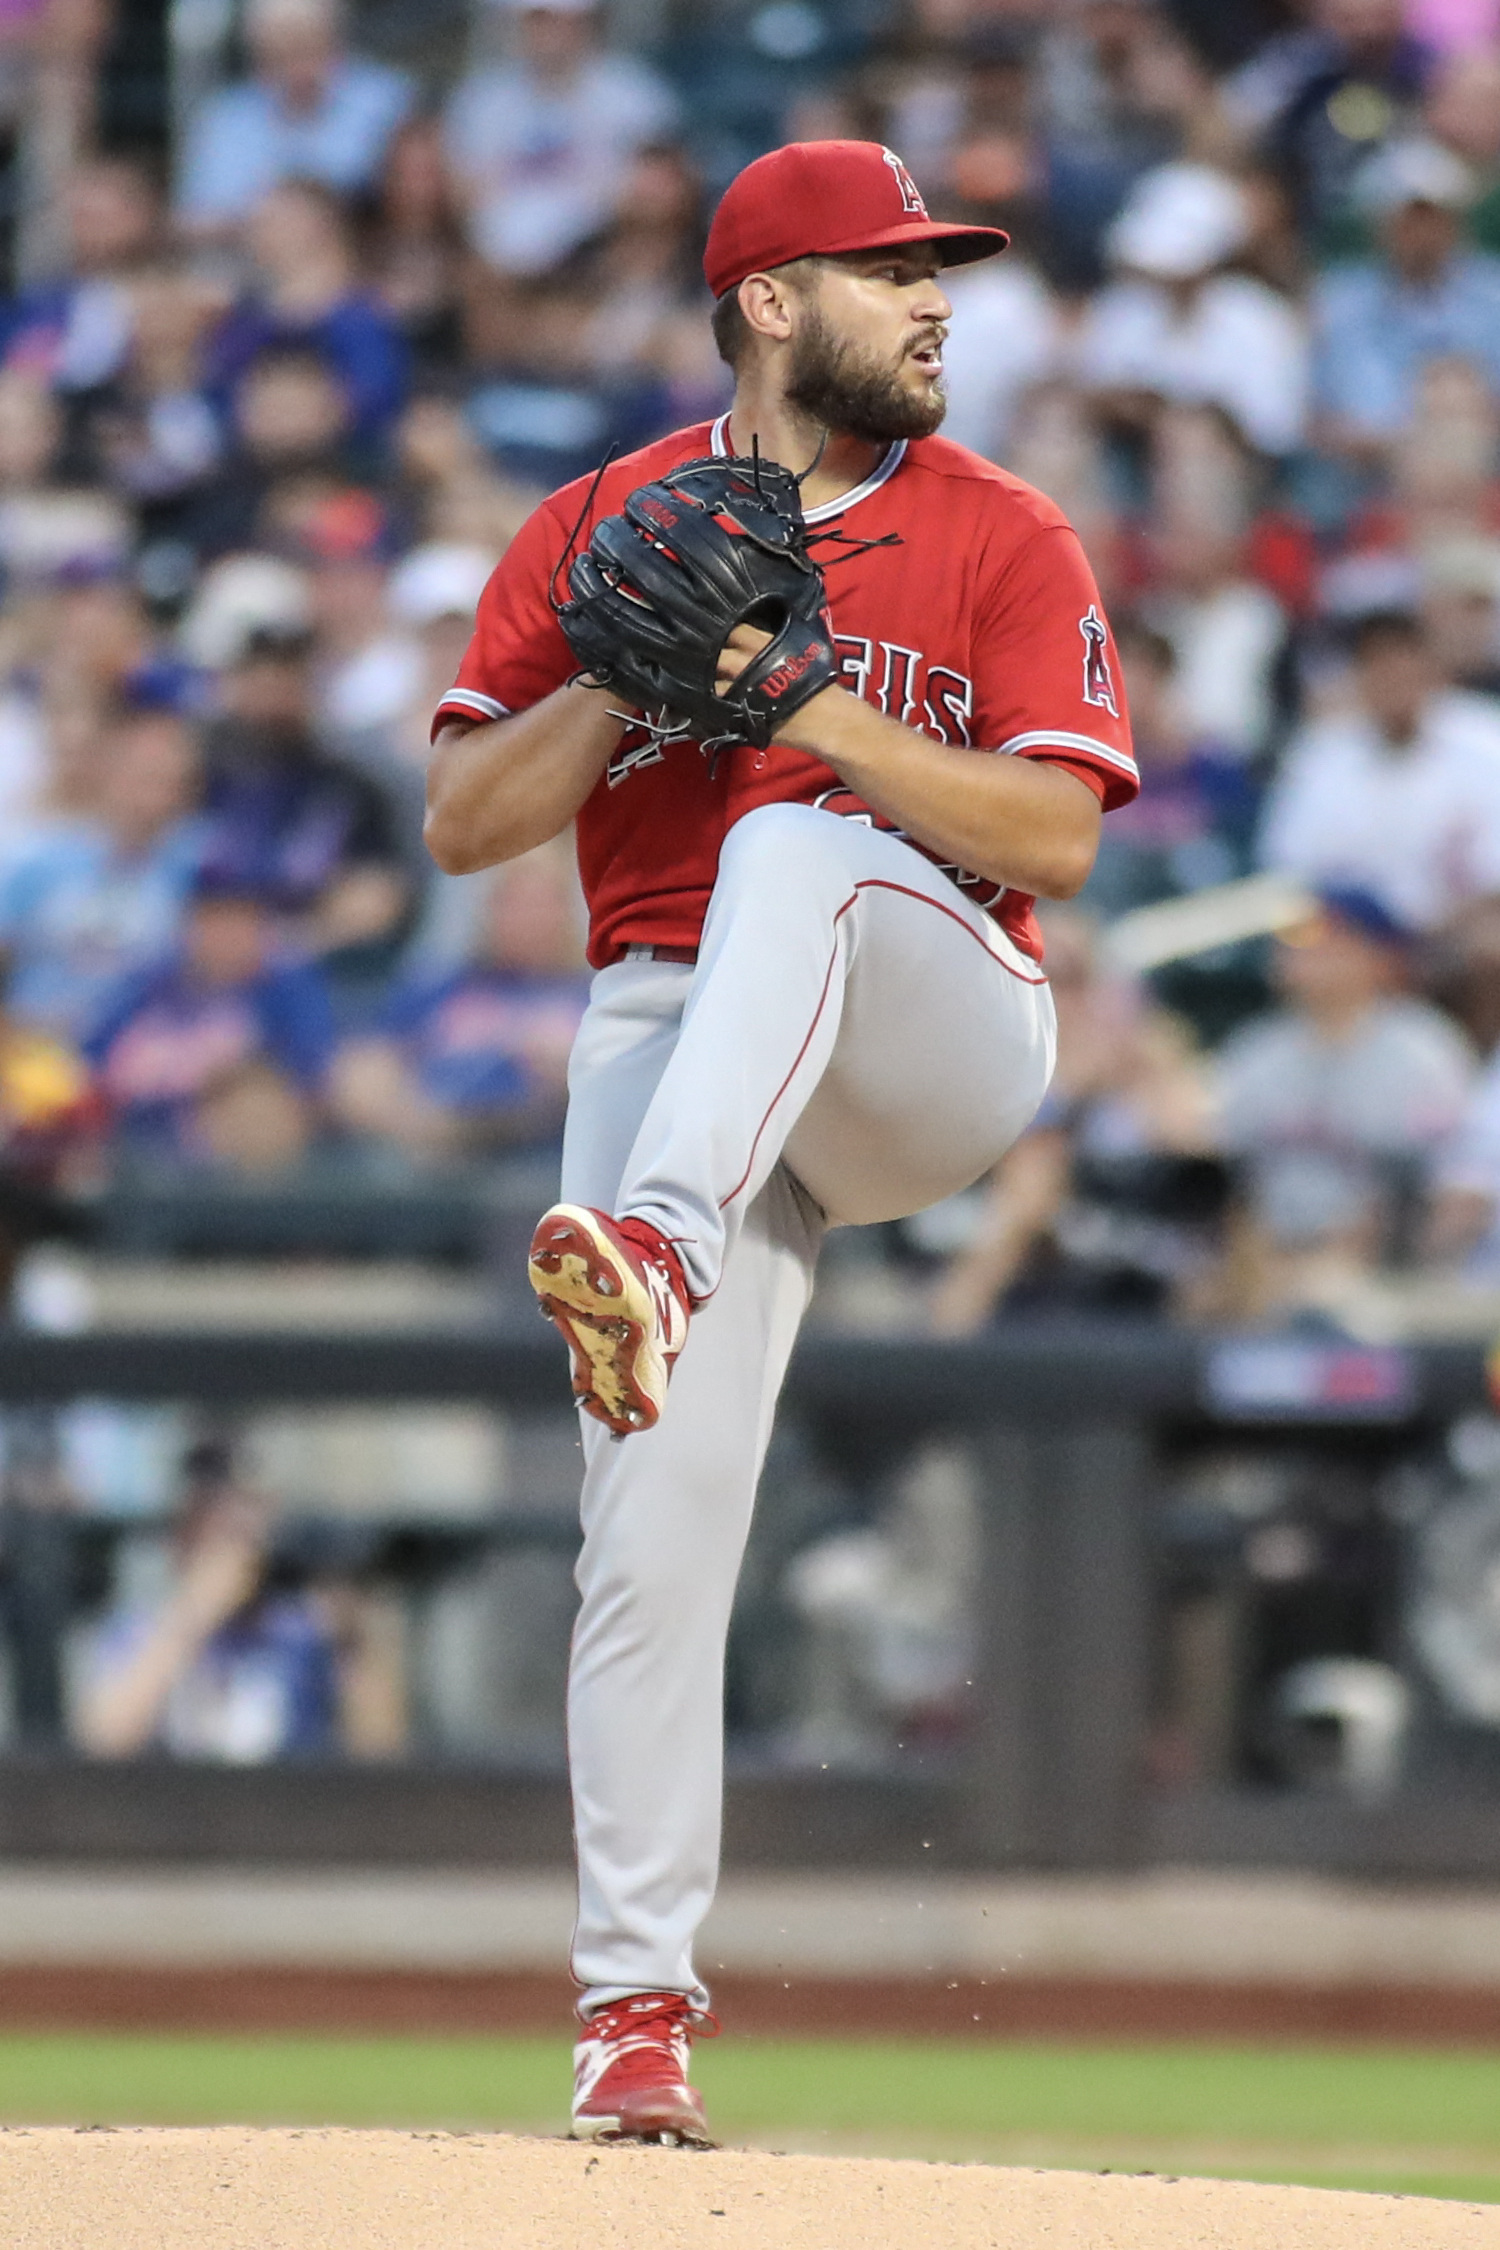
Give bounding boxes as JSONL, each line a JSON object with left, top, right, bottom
{"left": 784, "top": 251, "right": 951, "bottom": 443}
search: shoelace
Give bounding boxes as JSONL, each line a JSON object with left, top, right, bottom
{"left": 580, "top": 1998, "right": 720, "bottom": 2094}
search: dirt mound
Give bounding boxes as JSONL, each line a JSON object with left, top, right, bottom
{"left": 0, "top": 2127, "right": 1492, "bottom": 2248}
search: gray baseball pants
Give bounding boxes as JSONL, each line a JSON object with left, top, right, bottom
{"left": 559, "top": 801, "right": 1056, "bottom": 2012}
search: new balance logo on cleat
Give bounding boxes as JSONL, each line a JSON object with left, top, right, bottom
{"left": 528, "top": 1204, "right": 692, "bottom": 1436}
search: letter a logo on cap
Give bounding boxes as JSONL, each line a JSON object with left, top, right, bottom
{"left": 881, "top": 146, "right": 927, "bottom": 218}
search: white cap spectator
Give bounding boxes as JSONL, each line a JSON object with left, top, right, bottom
{"left": 1105, "top": 164, "right": 1252, "bottom": 281}
{"left": 1078, "top": 164, "right": 1310, "bottom": 458}
{"left": 180, "top": 554, "right": 311, "bottom": 672}
{"left": 386, "top": 543, "right": 495, "bottom": 630}
{"left": 1355, "top": 134, "right": 1477, "bottom": 214}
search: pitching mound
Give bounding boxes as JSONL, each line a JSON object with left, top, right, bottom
{"left": 0, "top": 2128, "right": 1495, "bottom": 2249}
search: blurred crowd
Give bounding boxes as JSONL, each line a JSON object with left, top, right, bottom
{"left": 6, "top": 0, "right": 1500, "bottom": 1343}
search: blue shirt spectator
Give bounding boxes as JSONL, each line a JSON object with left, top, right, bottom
{"left": 1, "top": 158, "right": 161, "bottom": 393}
{"left": 86, "top": 1590, "right": 339, "bottom": 1760}
{"left": 331, "top": 848, "right": 586, "bottom": 1160}
{"left": 381, "top": 964, "right": 585, "bottom": 1116}
{"left": 176, "top": 0, "right": 413, "bottom": 232}
{"left": 0, "top": 698, "right": 203, "bottom": 1042}
{"left": 204, "top": 182, "right": 408, "bottom": 440}
{"left": 1313, "top": 137, "right": 1500, "bottom": 447}
{"left": 198, "top": 625, "right": 407, "bottom": 931}
{"left": 86, "top": 877, "right": 336, "bottom": 1166}
{"left": 78, "top": 1472, "right": 342, "bottom": 1762}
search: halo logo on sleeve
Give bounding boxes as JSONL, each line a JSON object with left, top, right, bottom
{"left": 1079, "top": 606, "right": 1119, "bottom": 718}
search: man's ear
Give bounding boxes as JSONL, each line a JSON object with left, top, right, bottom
{"left": 738, "top": 270, "right": 797, "bottom": 346}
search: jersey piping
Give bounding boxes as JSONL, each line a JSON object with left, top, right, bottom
{"left": 440, "top": 688, "right": 511, "bottom": 723}
{"left": 997, "top": 727, "right": 1139, "bottom": 782}
{"left": 708, "top": 413, "right": 908, "bottom": 522}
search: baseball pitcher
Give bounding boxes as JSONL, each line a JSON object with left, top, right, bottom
{"left": 426, "top": 140, "right": 1138, "bottom": 2146}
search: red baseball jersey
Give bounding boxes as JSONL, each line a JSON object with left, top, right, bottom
{"left": 434, "top": 412, "right": 1138, "bottom": 967}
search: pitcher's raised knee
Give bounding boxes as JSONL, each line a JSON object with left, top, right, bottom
{"left": 715, "top": 801, "right": 861, "bottom": 897}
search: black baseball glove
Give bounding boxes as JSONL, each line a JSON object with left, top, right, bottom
{"left": 556, "top": 454, "right": 839, "bottom": 752}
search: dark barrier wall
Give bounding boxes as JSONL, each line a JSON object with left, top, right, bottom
{"left": 0, "top": 1320, "right": 1494, "bottom": 1878}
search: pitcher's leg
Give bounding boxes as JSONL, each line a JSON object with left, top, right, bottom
{"left": 785, "top": 864, "right": 1057, "bottom": 1226}
{"left": 618, "top": 804, "right": 871, "bottom": 1301}
{"left": 568, "top": 1163, "right": 822, "bottom": 2011}
{"left": 620, "top": 802, "right": 1055, "bottom": 1287}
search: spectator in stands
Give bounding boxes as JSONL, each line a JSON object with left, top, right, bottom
{"left": 933, "top": 216, "right": 1060, "bottom": 464}
{"left": 461, "top": 262, "right": 668, "bottom": 489}
{"left": 570, "top": 143, "right": 707, "bottom": 383}
{"left": 1081, "top": 621, "right": 1255, "bottom": 918}
{"left": 177, "top": 0, "right": 414, "bottom": 237}
{"left": 1320, "top": 355, "right": 1500, "bottom": 613}
{"left": 184, "top": 342, "right": 360, "bottom": 560}
{"left": 1222, "top": 0, "right": 1434, "bottom": 236}
{"left": 1076, "top": 161, "right": 1311, "bottom": 459}
{"left": 1424, "top": 44, "right": 1500, "bottom": 253}
{"left": 1420, "top": 533, "right": 1500, "bottom": 693}
{"left": 1004, "top": 378, "right": 1124, "bottom": 597}
{"left": 389, "top": 386, "right": 534, "bottom": 551}
{"left": 381, "top": 539, "right": 493, "bottom": 772}
{"left": 1260, "top": 607, "right": 1500, "bottom": 928}
{"left": 59, "top": 566, "right": 156, "bottom": 683}
{"left": 1428, "top": 1028, "right": 1500, "bottom": 1279}
{"left": 363, "top": 113, "right": 469, "bottom": 380}
{"left": 77, "top": 1440, "right": 406, "bottom": 1761}
{"left": 199, "top": 624, "right": 410, "bottom": 978}
{"left": 0, "top": 369, "right": 74, "bottom": 584}
{"left": 3, "top": 156, "right": 162, "bottom": 394}
{"left": 1215, "top": 886, "right": 1474, "bottom": 1308}
{"left": 0, "top": 686, "right": 203, "bottom": 1043}
{"left": 0, "top": 372, "right": 133, "bottom": 594}
{"left": 73, "top": 262, "right": 227, "bottom": 561}
{"left": 9, "top": 666, "right": 114, "bottom": 840}
{"left": 207, "top": 180, "right": 408, "bottom": 443}
{"left": 1033, "top": 1, "right": 1215, "bottom": 287}
{"left": 1312, "top": 137, "right": 1500, "bottom": 463}
{"left": 1141, "top": 404, "right": 1293, "bottom": 760}
{"left": 929, "top": 909, "right": 1221, "bottom": 1332}
{"left": 445, "top": 0, "right": 679, "bottom": 277}
{"left": 330, "top": 844, "right": 586, "bottom": 1162}
{"left": 333, "top": 541, "right": 493, "bottom": 887}
{"left": 300, "top": 488, "right": 419, "bottom": 738}
{"left": 86, "top": 865, "right": 336, "bottom": 1174}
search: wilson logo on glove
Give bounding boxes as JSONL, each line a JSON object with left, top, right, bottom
{"left": 761, "top": 643, "right": 824, "bottom": 698}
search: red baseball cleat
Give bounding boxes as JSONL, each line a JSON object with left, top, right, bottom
{"left": 528, "top": 1203, "right": 691, "bottom": 1435}
{"left": 571, "top": 1992, "right": 718, "bottom": 2146}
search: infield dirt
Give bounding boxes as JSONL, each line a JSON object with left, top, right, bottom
{"left": 0, "top": 2126, "right": 1495, "bottom": 2249}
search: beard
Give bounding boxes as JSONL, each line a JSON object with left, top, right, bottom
{"left": 784, "top": 308, "right": 947, "bottom": 443}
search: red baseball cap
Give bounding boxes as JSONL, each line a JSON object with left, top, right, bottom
{"left": 703, "top": 140, "right": 1009, "bottom": 301}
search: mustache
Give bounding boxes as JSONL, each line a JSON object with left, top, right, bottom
{"left": 905, "top": 325, "right": 947, "bottom": 359}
